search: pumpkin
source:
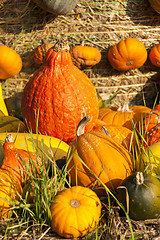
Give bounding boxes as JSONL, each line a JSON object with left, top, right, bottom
{"left": 1, "top": 134, "right": 43, "bottom": 185}
{"left": 33, "top": 0, "right": 78, "bottom": 15}
{"left": 67, "top": 116, "right": 133, "bottom": 194}
{"left": 144, "top": 123, "right": 160, "bottom": 147}
{"left": 108, "top": 38, "right": 147, "bottom": 71}
{"left": 50, "top": 186, "right": 102, "bottom": 238}
{"left": 148, "top": 0, "right": 160, "bottom": 14}
{"left": 0, "top": 169, "right": 22, "bottom": 219}
{"left": 0, "top": 115, "right": 27, "bottom": 133}
{"left": 4, "top": 92, "right": 22, "bottom": 120}
{"left": 34, "top": 41, "right": 54, "bottom": 66}
{"left": 116, "top": 172, "right": 160, "bottom": 220}
{"left": 0, "top": 83, "right": 8, "bottom": 116}
{"left": 21, "top": 37, "right": 99, "bottom": 144}
{"left": 143, "top": 104, "right": 160, "bottom": 132}
{"left": 99, "top": 104, "right": 151, "bottom": 131}
{"left": 0, "top": 132, "right": 69, "bottom": 162}
{"left": 149, "top": 44, "right": 160, "bottom": 67}
{"left": 93, "top": 119, "right": 136, "bottom": 151}
{"left": 0, "top": 46, "right": 22, "bottom": 79}
{"left": 70, "top": 45, "right": 102, "bottom": 69}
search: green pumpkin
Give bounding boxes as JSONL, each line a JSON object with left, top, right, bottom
{"left": 116, "top": 172, "right": 160, "bottom": 220}
{"left": 33, "top": 0, "right": 79, "bottom": 15}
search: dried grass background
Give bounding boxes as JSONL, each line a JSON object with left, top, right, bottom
{"left": 1, "top": 0, "right": 160, "bottom": 108}
{"left": 1, "top": 0, "right": 160, "bottom": 239}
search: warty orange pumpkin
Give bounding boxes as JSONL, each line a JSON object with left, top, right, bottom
{"left": 21, "top": 37, "right": 99, "bottom": 144}
{"left": 107, "top": 38, "right": 147, "bottom": 71}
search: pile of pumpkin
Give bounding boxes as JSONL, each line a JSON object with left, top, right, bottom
{"left": 1, "top": 36, "right": 160, "bottom": 238}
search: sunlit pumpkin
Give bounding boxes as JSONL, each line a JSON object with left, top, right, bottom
{"left": 108, "top": 38, "right": 147, "bottom": 71}
{"left": 50, "top": 186, "right": 102, "bottom": 238}
{"left": 149, "top": 44, "right": 160, "bottom": 67}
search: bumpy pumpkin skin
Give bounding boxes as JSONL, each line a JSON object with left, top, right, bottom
{"left": 0, "top": 169, "right": 22, "bottom": 219}
{"left": 21, "top": 38, "right": 99, "bottom": 144}
{"left": 108, "top": 38, "right": 147, "bottom": 71}
{"left": 148, "top": 0, "right": 160, "bottom": 14}
{"left": 67, "top": 130, "right": 133, "bottom": 194}
{"left": 50, "top": 186, "right": 102, "bottom": 238}
{"left": 149, "top": 44, "right": 160, "bottom": 67}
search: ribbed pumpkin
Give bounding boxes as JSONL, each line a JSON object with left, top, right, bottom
{"left": 21, "top": 37, "right": 99, "bottom": 144}
{"left": 108, "top": 38, "right": 147, "bottom": 71}
{"left": 67, "top": 116, "right": 133, "bottom": 194}
{"left": 99, "top": 104, "right": 151, "bottom": 131}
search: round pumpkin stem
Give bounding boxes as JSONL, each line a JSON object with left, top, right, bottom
{"left": 126, "top": 60, "right": 134, "bottom": 66}
{"left": 53, "top": 36, "right": 69, "bottom": 52}
{"left": 77, "top": 116, "right": 91, "bottom": 137}
{"left": 5, "top": 134, "right": 14, "bottom": 143}
{"left": 134, "top": 172, "right": 144, "bottom": 185}
{"left": 117, "top": 102, "right": 132, "bottom": 112}
{"left": 70, "top": 199, "right": 80, "bottom": 208}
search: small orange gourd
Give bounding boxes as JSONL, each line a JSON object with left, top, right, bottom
{"left": 108, "top": 38, "right": 147, "bottom": 71}
{"left": 0, "top": 46, "right": 22, "bottom": 79}
{"left": 67, "top": 116, "right": 133, "bottom": 194}
{"left": 50, "top": 186, "right": 102, "bottom": 238}
{"left": 1, "top": 134, "right": 43, "bottom": 185}
{"left": 70, "top": 45, "right": 101, "bottom": 69}
{"left": 149, "top": 44, "right": 160, "bottom": 67}
{"left": 21, "top": 37, "right": 99, "bottom": 144}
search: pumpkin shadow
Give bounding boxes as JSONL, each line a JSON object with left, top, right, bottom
{"left": 125, "top": 0, "right": 160, "bottom": 26}
{"left": 129, "top": 72, "right": 160, "bottom": 108}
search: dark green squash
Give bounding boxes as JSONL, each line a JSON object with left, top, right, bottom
{"left": 33, "top": 0, "right": 79, "bottom": 15}
{"left": 4, "top": 92, "right": 22, "bottom": 120}
{"left": 116, "top": 172, "right": 160, "bottom": 220}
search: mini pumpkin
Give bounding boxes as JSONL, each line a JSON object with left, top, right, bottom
{"left": 1, "top": 134, "right": 43, "bottom": 185}
{"left": 34, "top": 41, "right": 54, "bottom": 66}
{"left": 21, "top": 37, "right": 99, "bottom": 144}
{"left": 70, "top": 45, "right": 102, "bottom": 69}
{"left": 50, "top": 186, "right": 102, "bottom": 238}
{"left": 116, "top": 172, "right": 160, "bottom": 220}
{"left": 0, "top": 169, "right": 22, "bottom": 219}
{"left": 149, "top": 44, "right": 160, "bottom": 67}
{"left": 108, "top": 38, "right": 147, "bottom": 71}
{"left": 67, "top": 116, "right": 133, "bottom": 194}
{"left": 0, "top": 46, "right": 22, "bottom": 79}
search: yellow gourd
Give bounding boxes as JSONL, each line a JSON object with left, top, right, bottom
{"left": 0, "top": 83, "right": 8, "bottom": 116}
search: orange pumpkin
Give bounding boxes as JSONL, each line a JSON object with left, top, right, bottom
{"left": 1, "top": 134, "right": 43, "bottom": 185}
{"left": 93, "top": 119, "right": 136, "bottom": 150}
{"left": 67, "top": 116, "right": 133, "bottom": 194}
{"left": 99, "top": 104, "right": 151, "bottom": 131}
{"left": 149, "top": 44, "right": 160, "bottom": 67}
{"left": 34, "top": 41, "right": 54, "bottom": 66}
{"left": 0, "top": 46, "right": 22, "bottom": 79}
{"left": 143, "top": 104, "right": 160, "bottom": 132}
{"left": 21, "top": 37, "right": 99, "bottom": 144}
{"left": 148, "top": 0, "right": 160, "bottom": 14}
{"left": 70, "top": 45, "right": 101, "bottom": 69}
{"left": 108, "top": 38, "right": 147, "bottom": 71}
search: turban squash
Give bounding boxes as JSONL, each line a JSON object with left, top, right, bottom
{"left": 21, "top": 37, "right": 99, "bottom": 144}
{"left": 67, "top": 116, "right": 133, "bottom": 195}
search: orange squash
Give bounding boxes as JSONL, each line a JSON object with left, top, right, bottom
{"left": 21, "top": 37, "right": 99, "bottom": 144}
{"left": 0, "top": 46, "right": 22, "bottom": 79}
{"left": 108, "top": 38, "right": 147, "bottom": 71}
{"left": 99, "top": 104, "right": 151, "bottom": 130}
{"left": 67, "top": 116, "right": 133, "bottom": 194}
{"left": 149, "top": 44, "right": 160, "bottom": 67}
{"left": 1, "top": 134, "right": 43, "bottom": 185}
{"left": 70, "top": 45, "right": 101, "bottom": 69}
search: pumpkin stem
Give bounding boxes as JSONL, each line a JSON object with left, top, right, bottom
{"left": 101, "top": 126, "right": 111, "bottom": 137}
{"left": 53, "top": 36, "right": 69, "bottom": 52}
{"left": 117, "top": 102, "right": 132, "bottom": 112}
{"left": 70, "top": 199, "right": 80, "bottom": 208}
{"left": 134, "top": 172, "right": 144, "bottom": 185}
{"left": 77, "top": 116, "right": 91, "bottom": 137}
{"left": 5, "top": 134, "right": 14, "bottom": 143}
